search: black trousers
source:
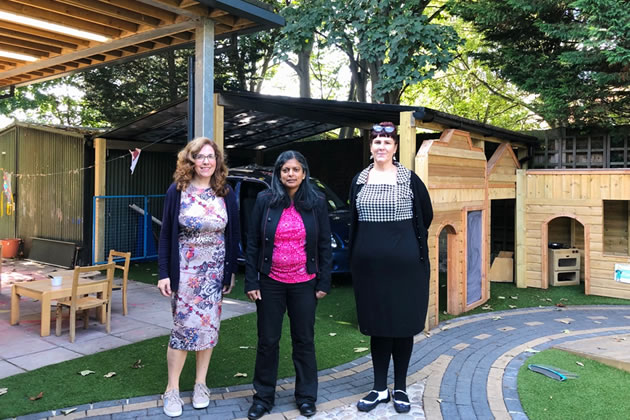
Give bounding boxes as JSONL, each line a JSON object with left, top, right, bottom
{"left": 252, "top": 275, "right": 318, "bottom": 409}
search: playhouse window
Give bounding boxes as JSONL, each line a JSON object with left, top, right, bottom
{"left": 603, "top": 200, "right": 630, "bottom": 256}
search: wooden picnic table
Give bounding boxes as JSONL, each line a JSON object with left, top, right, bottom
{"left": 10, "top": 275, "right": 107, "bottom": 337}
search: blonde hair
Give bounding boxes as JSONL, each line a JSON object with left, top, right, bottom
{"left": 173, "top": 137, "right": 228, "bottom": 197}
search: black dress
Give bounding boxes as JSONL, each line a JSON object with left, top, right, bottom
{"left": 349, "top": 163, "right": 432, "bottom": 337}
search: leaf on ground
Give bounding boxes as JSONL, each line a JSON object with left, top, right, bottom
{"left": 562, "top": 329, "right": 570, "bottom": 334}
{"left": 481, "top": 305, "right": 493, "bottom": 310}
{"left": 329, "top": 315, "right": 333, "bottom": 318}
{"left": 353, "top": 347, "right": 369, "bottom": 353}
{"left": 508, "top": 305, "right": 517, "bottom": 309}
{"left": 61, "top": 408, "right": 77, "bottom": 415}
{"left": 492, "top": 316, "right": 502, "bottom": 321}
{"left": 79, "top": 370, "right": 95, "bottom": 376}
{"left": 131, "top": 360, "right": 144, "bottom": 369}
{"left": 329, "top": 333, "right": 337, "bottom": 337}
{"left": 29, "top": 391, "right": 43, "bottom": 401}
{"left": 559, "top": 319, "right": 571, "bottom": 324}
{"left": 576, "top": 361, "right": 584, "bottom": 367}
{"left": 443, "top": 311, "right": 447, "bottom": 315}
{"left": 151, "top": 273, "right": 157, "bottom": 276}
{"left": 544, "top": 298, "right": 553, "bottom": 302}
{"left": 335, "top": 321, "right": 352, "bottom": 326}
{"left": 0, "top": 388, "right": 7, "bottom": 396}
{"left": 555, "top": 303, "right": 566, "bottom": 307}
{"left": 615, "top": 337, "right": 627, "bottom": 342}
{"left": 104, "top": 372, "right": 116, "bottom": 378}
{"left": 233, "top": 372, "right": 248, "bottom": 378}
{"left": 441, "top": 325, "right": 451, "bottom": 331}
{"left": 239, "top": 346, "right": 251, "bottom": 349}
{"left": 498, "top": 296, "right": 506, "bottom": 299}
{"left": 524, "top": 348, "right": 540, "bottom": 353}
{"left": 510, "top": 296, "right": 518, "bottom": 300}
{"left": 560, "top": 298, "right": 568, "bottom": 301}
{"left": 593, "top": 320, "right": 602, "bottom": 324}
{"left": 437, "top": 398, "right": 443, "bottom": 403}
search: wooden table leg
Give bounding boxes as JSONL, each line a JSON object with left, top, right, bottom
{"left": 10, "top": 285, "right": 19, "bottom": 325}
{"left": 40, "top": 293, "right": 51, "bottom": 337}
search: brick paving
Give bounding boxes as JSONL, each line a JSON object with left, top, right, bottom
{"left": 8, "top": 305, "right": 630, "bottom": 420}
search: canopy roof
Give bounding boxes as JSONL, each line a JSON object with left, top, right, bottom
{"left": 0, "top": 0, "right": 283, "bottom": 89}
{"left": 101, "top": 90, "right": 539, "bottom": 150}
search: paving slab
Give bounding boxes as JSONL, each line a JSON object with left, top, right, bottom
{"left": 554, "top": 333, "right": 630, "bottom": 372}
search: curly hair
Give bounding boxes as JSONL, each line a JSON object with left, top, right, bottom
{"left": 173, "top": 137, "right": 228, "bottom": 197}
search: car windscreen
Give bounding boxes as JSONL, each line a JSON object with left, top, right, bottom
{"left": 311, "top": 179, "right": 347, "bottom": 212}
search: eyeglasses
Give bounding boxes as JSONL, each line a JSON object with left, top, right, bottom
{"left": 372, "top": 124, "right": 396, "bottom": 134}
{"left": 193, "top": 153, "right": 216, "bottom": 162}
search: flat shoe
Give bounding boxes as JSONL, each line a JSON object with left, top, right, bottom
{"left": 392, "top": 389, "right": 411, "bottom": 413}
{"left": 298, "top": 402, "right": 316, "bottom": 417}
{"left": 247, "top": 403, "right": 268, "bottom": 420}
{"left": 356, "top": 389, "right": 390, "bottom": 412}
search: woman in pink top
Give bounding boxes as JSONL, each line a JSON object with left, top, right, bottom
{"left": 245, "top": 151, "right": 332, "bottom": 420}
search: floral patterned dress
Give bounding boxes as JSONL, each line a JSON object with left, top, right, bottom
{"left": 170, "top": 185, "right": 227, "bottom": 351}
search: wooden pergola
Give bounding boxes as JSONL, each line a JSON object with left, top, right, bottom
{"left": 0, "top": 0, "right": 282, "bottom": 89}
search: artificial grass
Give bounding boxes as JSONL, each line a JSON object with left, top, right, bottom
{"left": 0, "top": 277, "right": 363, "bottom": 418}
{"left": 518, "top": 349, "right": 630, "bottom": 420}
{"left": 439, "top": 281, "right": 630, "bottom": 321}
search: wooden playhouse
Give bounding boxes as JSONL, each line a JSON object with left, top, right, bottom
{"left": 396, "top": 113, "right": 630, "bottom": 329}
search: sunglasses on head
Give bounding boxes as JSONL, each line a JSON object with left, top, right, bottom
{"left": 372, "top": 124, "right": 396, "bottom": 134}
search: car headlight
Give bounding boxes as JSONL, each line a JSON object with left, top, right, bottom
{"left": 330, "top": 234, "right": 338, "bottom": 249}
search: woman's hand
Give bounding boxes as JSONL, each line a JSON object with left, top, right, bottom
{"left": 157, "top": 278, "right": 171, "bottom": 297}
{"left": 315, "top": 290, "right": 327, "bottom": 299}
{"left": 247, "top": 289, "right": 262, "bottom": 301}
{"left": 223, "top": 273, "right": 236, "bottom": 294}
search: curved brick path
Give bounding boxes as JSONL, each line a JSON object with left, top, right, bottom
{"left": 14, "top": 305, "right": 630, "bottom": 420}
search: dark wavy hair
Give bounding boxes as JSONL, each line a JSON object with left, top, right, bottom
{"left": 370, "top": 121, "right": 398, "bottom": 143}
{"left": 269, "top": 150, "right": 320, "bottom": 210}
{"left": 173, "top": 137, "right": 228, "bottom": 197}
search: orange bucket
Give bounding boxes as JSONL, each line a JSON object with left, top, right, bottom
{"left": 1, "top": 238, "right": 20, "bottom": 258}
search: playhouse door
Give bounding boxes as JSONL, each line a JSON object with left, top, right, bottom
{"left": 466, "top": 210, "right": 485, "bottom": 307}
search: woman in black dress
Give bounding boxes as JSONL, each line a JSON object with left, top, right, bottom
{"left": 349, "top": 122, "right": 433, "bottom": 414}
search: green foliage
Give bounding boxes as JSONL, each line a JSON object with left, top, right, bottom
{"left": 449, "top": 0, "right": 630, "bottom": 126}
{"left": 403, "top": 18, "right": 545, "bottom": 131}
{"left": 519, "top": 349, "right": 630, "bottom": 420}
{"left": 278, "top": 0, "right": 461, "bottom": 103}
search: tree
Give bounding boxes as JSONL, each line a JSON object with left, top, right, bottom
{"left": 449, "top": 0, "right": 630, "bottom": 126}
{"left": 403, "top": 18, "right": 546, "bottom": 131}
{"left": 279, "top": 0, "right": 461, "bottom": 104}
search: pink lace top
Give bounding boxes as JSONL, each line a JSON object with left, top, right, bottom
{"left": 269, "top": 203, "right": 316, "bottom": 283}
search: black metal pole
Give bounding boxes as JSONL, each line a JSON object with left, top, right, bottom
{"left": 187, "top": 55, "right": 195, "bottom": 142}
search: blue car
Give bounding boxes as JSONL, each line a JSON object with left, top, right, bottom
{"left": 227, "top": 165, "right": 350, "bottom": 274}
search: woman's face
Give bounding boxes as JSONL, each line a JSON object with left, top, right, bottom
{"left": 192, "top": 144, "right": 216, "bottom": 181}
{"left": 279, "top": 158, "right": 306, "bottom": 195}
{"left": 371, "top": 136, "right": 398, "bottom": 164}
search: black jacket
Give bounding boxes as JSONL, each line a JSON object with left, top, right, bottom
{"left": 245, "top": 189, "right": 333, "bottom": 293}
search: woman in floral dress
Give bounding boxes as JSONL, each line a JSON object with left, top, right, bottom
{"left": 157, "top": 137, "right": 240, "bottom": 417}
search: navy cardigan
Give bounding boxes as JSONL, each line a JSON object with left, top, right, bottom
{"left": 158, "top": 183, "right": 240, "bottom": 293}
{"left": 244, "top": 189, "right": 333, "bottom": 294}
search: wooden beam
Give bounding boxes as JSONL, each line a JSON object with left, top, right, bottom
{"left": 0, "top": 20, "right": 196, "bottom": 79}
{"left": 93, "top": 137, "right": 106, "bottom": 264}
{"left": 0, "top": 42, "right": 50, "bottom": 58}
{"left": 0, "top": 27, "right": 79, "bottom": 49}
{"left": 0, "top": 35, "right": 62, "bottom": 54}
{"left": 139, "top": 0, "right": 209, "bottom": 18}
{"left": 102, "top": 0, "right": 177, "bottom": 23}
{"left": 515, "top": 169, "right": 526, "bottom": 288}
{"left": 0, "top": 1, "right": 122, "bottom": 38}
{"left": 9, "top": 0, "right": 139, "bottom": 33}
{"left": 399, "top": 111, "right": 416, "bottom": 171}
{"left": 56, "top": 0, "right": 162, "bottom": 27}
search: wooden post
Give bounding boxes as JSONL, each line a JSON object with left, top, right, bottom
{"left": 94, "top": 137, "right": 106, "bottom": 264}
{"left": 399, "top": 111, "right": 416, "bottom": 171}
{"left": 194, "top": 18, "right": 215, "bottom": 138}
{"left": 213, "top": 93, "right": 224, "bottom": 150}
{"left": 518, "top": 147, "right": 528, "bottom": 170}
{"left": 515, "top": 169, "right": 526, "bottom": 288}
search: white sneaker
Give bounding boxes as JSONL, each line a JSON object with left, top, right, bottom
{"left": 162, "top": 389, "right": 183, "bottom": 417}
{"left": 192, "top": 383, "right": 211, "bottom": 409}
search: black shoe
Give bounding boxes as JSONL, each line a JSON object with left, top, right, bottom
{"left": 298, "top": 402, "right": 316, "bottom": 417}
{"left": 356, "top": 389, "right": 390, "bottom": 412}
{"left": 392, "top": 389, "right": 411, "bottom": 413}
{"left": 247, "top": 403, "right": 268, "bottom": 420}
